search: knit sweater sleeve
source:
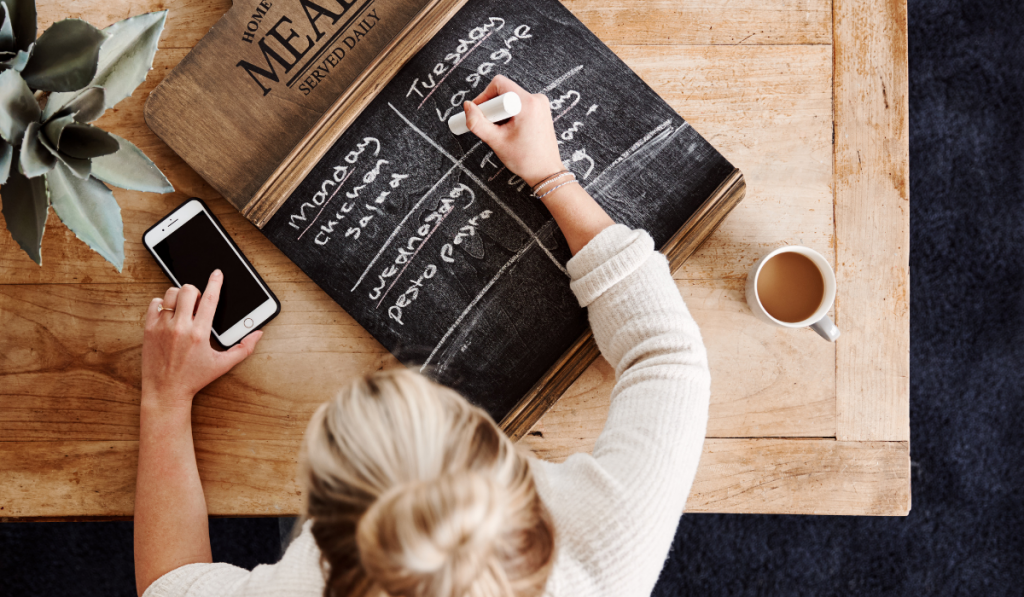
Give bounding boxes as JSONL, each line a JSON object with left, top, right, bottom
{"left": 534, "top": 224, "right": 711, "bottom": 597}
{"left": 141, "top": 520, "right": 324, "bottom": 597}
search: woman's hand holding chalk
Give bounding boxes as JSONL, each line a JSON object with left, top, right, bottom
{"left": 449, "top": 91, "right": 522, "bottom": 135}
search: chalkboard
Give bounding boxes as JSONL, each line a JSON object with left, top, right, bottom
{"left": 260, "top": 0, "right": 738, "bottom": 423}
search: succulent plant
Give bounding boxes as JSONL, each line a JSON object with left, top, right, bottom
{"left": 0, "top": 0, "right": 172, "bottom": 271}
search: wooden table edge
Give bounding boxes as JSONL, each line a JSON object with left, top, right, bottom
{"left": 0, "top": 437, "right": 910, "bottom": 519}
{"left": 832, "top": 0, "right": 911, "bottom": 445}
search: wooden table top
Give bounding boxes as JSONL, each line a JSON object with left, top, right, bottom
{"left": 0, "top": 0, "right": 909, "bottom": 518}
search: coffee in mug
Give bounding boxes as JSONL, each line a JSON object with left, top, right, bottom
{"left": 745, "top": 246, "right": 840, "bottom": 341}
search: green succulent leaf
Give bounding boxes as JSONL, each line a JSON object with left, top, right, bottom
{"left": 41, "top": 113, "right": 73, "bottom": 148}
{"left": 4, "top": 0, "right": 34, "bottom": 53}
{"left": 0, "top": 137, "right": 11, "bottom": 183}
{"left": 44, "top": 11, "right": 167, "bottom": 118}
{"left": 0, "top": 3, "right": 14, "bottom": 52}
{"left": 1, "top": 151, "right": 49, "bottom": 265}
{"left": 91, "top": 132, "right": 173, "bottom": 193}
{"left": 19, "top": 121, "right": 55, "bottom": 177}
{"left": 21, "top": 19, "right": 106, "bottom": 92}
{"left": 40, "top": 114, "right": 113, "bottom": 169}
{"left": 37, "top": 122, "right": 92, "bottom": 180}
{"left": 47, "top": 163, "right": 124, "bottom": 271}
{"left": 0, "top": 68, "right": 39, "bottom": 143}
{"left": 92, "top": 11, "right": 168, "bottom": 108}
{"left": 0, "top": 46, "right": 31, "bottom": 72}
{"left": 55, "top": 123, "right": 119, "bottom": 159}
{"left": 61, "top": 86, "right": 105, "bottom": 122}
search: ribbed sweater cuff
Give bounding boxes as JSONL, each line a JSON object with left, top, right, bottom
{"left": 567, "top": 224, "right": 655, "bottom": 307}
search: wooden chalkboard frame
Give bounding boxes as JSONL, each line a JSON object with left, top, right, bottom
{"left": 243, "top": 0, "right": 470, "bottom": 227}
{"left": 232, "top": 0, "right": 747, "bottom": 438}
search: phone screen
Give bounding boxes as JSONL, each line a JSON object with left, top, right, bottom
{"left": 153, "top": 211, "right": 269, "bottom": 335}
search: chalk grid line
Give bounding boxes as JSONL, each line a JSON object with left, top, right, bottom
{"left": 421, "top": 115, "right": 687, "bottom": 365}
{"left": 351, "top": 142, "right": 484, "bottom": 291}
{"left": 355, "top": 64, "right": 586, "bottom": 290}
{"left": 388, "top": 102, "right": 567, "bottom": 274}
{"left": 360, "top": 65, "right": 593, "bottom": 365}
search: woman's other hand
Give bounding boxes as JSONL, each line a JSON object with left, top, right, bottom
{"left": 463, "top": 75, "right": 565, "bottom": 187}
{"left": 142, "top": 270, "right": 262, "bottom": 408}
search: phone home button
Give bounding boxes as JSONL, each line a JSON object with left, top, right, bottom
{"left": 243, "top": 318, "right": 254, "bottom": 328}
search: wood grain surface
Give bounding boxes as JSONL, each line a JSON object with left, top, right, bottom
{"left": 562, "top": 0, "right": 832, "bottom": 46}
{"left": 0, "top": 438, "right": 909, "bottom": 518}
{"left": 0, "top": 0, "right": 910, "bottom": 517}
{"left": 620, "top": 44, "right": 834, "bottom": 281}
{"left": 834, "top": 0, "right": 910, "bottom": 442}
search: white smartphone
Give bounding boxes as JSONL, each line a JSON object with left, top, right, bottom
{"left": 143, "top": 198, "right": 280, "bottom": 348}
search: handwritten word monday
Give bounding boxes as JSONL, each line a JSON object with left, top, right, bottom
{"left": 285, "top": 136, "right": 410, "bottom": 246}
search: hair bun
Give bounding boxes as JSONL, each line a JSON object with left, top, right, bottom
{"left": 356, "top": 472, "right": 508, "bottom": 596}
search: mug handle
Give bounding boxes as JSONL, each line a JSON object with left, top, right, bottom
{"left": 810, "top": 315, "right": 841, "bottom": 342}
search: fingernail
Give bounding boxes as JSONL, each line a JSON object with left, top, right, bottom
{"left": 212, "top": 269, "right": 222, "bottom": 279}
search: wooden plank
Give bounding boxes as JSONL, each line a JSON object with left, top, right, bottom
{"left": 0, "top": 440, "right": 303, "bottom": 518}
{"left": 563, "top": 0, "right": 832, "bottom": 46}
{"left": 38, "top": 0, "right": 232, "bottom": 48}
{"left": 833, "top": 0, "right": 910, "bottom": 441}
{"left": 1, "top": 45, "right": 829, "bottom": 284}
{"left": 690, "top": 439, "right": 909, "bottom": 515}
{"left": 0, "top": 277, "right": 832, "bottom": 442}
{"left": 0, "top": 439, "right": 909, "bottom": 518}
{"left": 524, "top": 436, "right": 910, "bottom": 515}
{"left": 613, "top": 44, "right": 834, "bottom": 282}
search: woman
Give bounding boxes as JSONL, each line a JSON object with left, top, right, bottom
{"left": 135, "top": 76, "right": 710, "bottom": 597}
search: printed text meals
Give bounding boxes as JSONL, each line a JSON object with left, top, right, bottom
{"left": 236, "top": 0, "right": 381, "bottom": 96}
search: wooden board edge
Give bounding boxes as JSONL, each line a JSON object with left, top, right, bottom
{"left": 501, "top": 168, "right": 745, "bottom": 440}
{"left": 833, "top": 0, "right": 910, "bottom": 442}
{"left": 0, "top": 438, "right": 908, "bottom": 518}
{"left": 500, "top": 329, "right": 600, "bottom": 441}
{"left": 664, "top": 168, "right": 746, "bottom": 271}
{"left": 242, "top": 0, "right": 471, "bottom": 227}
{"left": 688, "top": 438, "right": 911, "bottom": 516}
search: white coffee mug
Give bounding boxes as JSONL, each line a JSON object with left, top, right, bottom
{"left": 745, "top": 246, "right": 840, "bottom": 342}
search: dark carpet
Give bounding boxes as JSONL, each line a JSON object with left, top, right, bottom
{"left": 2, "top": 0, "right": 1022, "bottom": 595}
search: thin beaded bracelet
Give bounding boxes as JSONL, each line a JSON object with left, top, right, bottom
{"left": 531, "top": 169, "right": 573, "bottom": 196}
{"left": 535, "top": 176, "right": 579, "bottom": 200}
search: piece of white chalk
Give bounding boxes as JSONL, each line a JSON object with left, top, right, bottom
{"left": 448, "top": 91, "right": 522, "bottom": 135}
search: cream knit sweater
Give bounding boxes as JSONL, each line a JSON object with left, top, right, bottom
{"left": 144, "top": 224, "right": 711, "bottom": 597}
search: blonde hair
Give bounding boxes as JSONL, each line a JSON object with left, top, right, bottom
{"left": 300, "top": 368, "right": 555, "bottom": 597}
